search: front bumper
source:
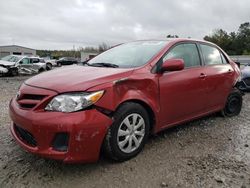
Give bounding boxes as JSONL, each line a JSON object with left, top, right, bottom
{"left": 0, "top": 66, "right": 8, "bottom": 74}
{"left": 9, "top": 98, "right": 113, "bottom": 163}
{"left": 237, "top": 80, "right": 250, "bottom": 91}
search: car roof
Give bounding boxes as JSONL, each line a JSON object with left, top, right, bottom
{"left": 133, "top": 38, "right": 214, "bottom": 45}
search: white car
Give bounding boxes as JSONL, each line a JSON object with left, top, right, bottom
{"left": 44, "top": 57, "right": 57, "bottom": 68}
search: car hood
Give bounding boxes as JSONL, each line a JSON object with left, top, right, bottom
{"left": 25, "top": 65, "right": 134, "bottom": 93}
{"left": 0, "top": 60, "right": 16, "bottom": 66}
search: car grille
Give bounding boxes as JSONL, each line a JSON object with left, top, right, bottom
{"left": 14, "top": 124, "right": 37, "bottom": 147}
{"left": 16, "top": 94, "right": 47, "bottom": 109}
{"left": 243, "top": 77, "right": 250, "bottom": 86}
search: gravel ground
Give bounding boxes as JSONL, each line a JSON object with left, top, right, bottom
{"left": 0, "top": 75, "right": 249, "bottom": 188}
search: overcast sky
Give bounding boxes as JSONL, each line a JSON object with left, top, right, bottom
{"left": 0, "top": 0, "right": 249, "bottom": 50}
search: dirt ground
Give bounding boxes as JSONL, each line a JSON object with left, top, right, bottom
{"left": 0, "top": 75, "right": 249, "bottom": 188}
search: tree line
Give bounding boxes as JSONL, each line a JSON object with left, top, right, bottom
{"left": 204, "top": 22, "right": 250, "bottom": 55}
{"left": 167, "top": 22, "right": 250, "bottom": 55}
{"left": 37, "top": 42, "right": 110, "bottom": 59}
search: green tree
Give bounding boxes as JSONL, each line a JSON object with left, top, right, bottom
{"left": 204, "top": 22, "right": 250, "bottom": 55}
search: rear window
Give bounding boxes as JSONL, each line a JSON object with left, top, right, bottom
{"left": 200, "top": 44, "right": 223, "bottom": 65}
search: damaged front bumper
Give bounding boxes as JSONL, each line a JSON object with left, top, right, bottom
{"left": 9, "top": 98, "right": 113, "bottom": 163}
{"left": 0, "top": 66, "right": 9, "bottom": 74}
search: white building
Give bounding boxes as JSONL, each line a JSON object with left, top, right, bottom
{"left": 0, "top": 45, "right": 36, "bottom": 58}
{"left": 81, "top": 52, "right": 98, "bottom": 62}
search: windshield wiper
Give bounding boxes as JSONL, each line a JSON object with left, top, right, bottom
{"left": 89, "top": 62, "right": 119, "bottom": 68}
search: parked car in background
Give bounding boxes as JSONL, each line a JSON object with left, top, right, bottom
{"left": 238, "top": 63, "right": 250, "bottom": 91}
{"left": 9, "top": 39, "right": 242, "bottom": 163}
{"left": 0, "top": 55, "right": 21, "bottom": 76}
{"left": 0, "top": 55, "right": 49, "bottom": 76}
{"left": 18, "top": 57, "right": 47, "bottom": 74}
{"left": 43, "top": 57, "right": 57, "bottom": 70}
{"left": 56, "top": 57, "right": 78, "bottom": 66}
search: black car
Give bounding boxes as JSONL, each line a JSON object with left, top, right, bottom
{"left": 56, "top": 57, "right": 78, "bottom": 66}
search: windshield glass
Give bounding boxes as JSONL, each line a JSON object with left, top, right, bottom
{"left": 87, "top": 41, "right": 168, "bottom": 68}
{"left": 1, "top": 55, "right": 22, "bottom": 62}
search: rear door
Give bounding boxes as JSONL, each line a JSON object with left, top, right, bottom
{"left": 158, "top": 43, "right": 208, "bottom": 127}
{"left": 199, "top": 44, "right": 234, "bottom": 109}
{"left": 30, "top": 58, "right": 40, "bottom": 71}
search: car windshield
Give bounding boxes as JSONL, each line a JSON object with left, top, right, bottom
{"left": 87, "top": 41, "right": 168, "bottom": 68}
{"left": 1, "top": 55, "right": 22, "bottom": 62}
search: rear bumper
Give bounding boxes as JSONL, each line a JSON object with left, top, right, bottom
{"left": 9, "top": 98, "right": 113, "bottom": 163}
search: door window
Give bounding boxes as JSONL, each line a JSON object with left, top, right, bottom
{"left": 31, "top": 58, "right": 40, "bottom": 63}
{"left": 21, "top": 58, "right": 30, "bottom": 64}
{"left": 163, "top": 43, "right": 201, "bottom": 68}
{"left": 200, "top": 44, "right": 223, "bottom": 65}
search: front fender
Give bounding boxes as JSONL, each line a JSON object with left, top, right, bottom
{"left": 88, "top": 76, "right": 160, "bottom": 118}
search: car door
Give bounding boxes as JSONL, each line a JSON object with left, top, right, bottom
{"left": 158, "top": 43, "right": 208, "bottom": 127}
{"left": 19, "top": 57, "right": 32, "bottom": 70}
{"left": 199, "top": 43, "right": 234, "bottom": 109}
{"left": 31, "top": 58, "right": 42, "bottom": 71}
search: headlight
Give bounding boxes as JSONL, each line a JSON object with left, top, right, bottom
{"left": 45, "top": 90, "right": 104, "bottom": 112}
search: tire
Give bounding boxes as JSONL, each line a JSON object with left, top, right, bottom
{"left": 38, "top": 68, "right": 45, "bottom": 73}
{"left": 9, "top": 68, "right": 18, "bottom": 77}
{"left": 46, "top": 63, "right": 52, "bottom": 70}
{"left": 221, "top": 88, "right": 242, "bottom": 117}
{"left": 103, "top": 102, "right": 150, "bottom": 162}
{"left": 57, "top": 62, "right": 62, "bottom": 67}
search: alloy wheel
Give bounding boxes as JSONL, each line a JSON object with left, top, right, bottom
{"left": 117, "top": 113, "right": 145, "bottom": 153}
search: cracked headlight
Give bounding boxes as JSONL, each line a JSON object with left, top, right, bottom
{"left": 45, "top": 91, "right": 104, "bottom": 112}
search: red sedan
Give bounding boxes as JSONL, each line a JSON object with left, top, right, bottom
{"left": 9, "top": 39, "right": 242, "bottom": 163}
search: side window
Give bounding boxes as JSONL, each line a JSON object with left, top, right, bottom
{"left": 200, "top": 44, "right": 223, "bottom": 65}
{"left": 21, "top": 58, "right": 30, "bottom": 64}
{"left": 163, "top": 43, "right": 201, "bottom": 68}
{"left": 40, "top": 59, "right": 45, "bottom": 63}
{"left": 32, "top": 58, "right": 39, "bottom": 63}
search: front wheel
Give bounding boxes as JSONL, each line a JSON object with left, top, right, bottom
{"left": 9, "top": 68, "right": 18, "bottom": 76}
{"left": 103, "top": 102, "right": 150, "bottom": 162}
{"left": 221, "top": 88, "right": 242, "bottom": 117}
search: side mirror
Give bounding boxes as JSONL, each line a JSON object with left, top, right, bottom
{"left": 161, "top": 59, "right": 184, "bottom": 72}
{"left": 19, "top": 61, "right": 23, "bottom": 64}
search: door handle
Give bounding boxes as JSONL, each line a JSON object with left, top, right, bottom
{"left": 199, "top": 73, "right": 207, "bottom": 79}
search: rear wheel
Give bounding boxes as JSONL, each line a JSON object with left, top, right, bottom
{"left": 46, "top": 63, "right": 52, "bottom": 70}
{"left": 103, "top": 102, "right": 150, "bottom": 162}
{"left": 221, "top": 88, "right": 242, "bottom": 117}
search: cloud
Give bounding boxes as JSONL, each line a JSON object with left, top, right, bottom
{"left": 0, "top": 0, "right": 249, "bottom": 49}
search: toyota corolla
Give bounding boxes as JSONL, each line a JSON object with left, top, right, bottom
{"left": 9, "top": 39, "right": 242, "bottom": 163}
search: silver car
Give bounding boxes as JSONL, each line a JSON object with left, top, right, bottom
{"left": 0, "top": 55, "right": 47, "bottom": 76}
